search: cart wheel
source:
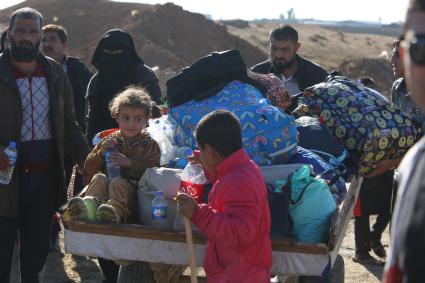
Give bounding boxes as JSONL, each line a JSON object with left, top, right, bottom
{"left": 117, "top": 261, "right": 155, "bottom": 283}
{"left": 329, "top": 255, "right": 344, "bottom": 283}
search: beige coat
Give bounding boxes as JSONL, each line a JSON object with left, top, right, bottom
{"left": 84, "top": 131, "right": 160, "bottom": 181}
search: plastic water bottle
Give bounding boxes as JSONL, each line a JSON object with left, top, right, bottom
{"left": 104, "top": 146, "right": 121, "bottom": 180}
{"left": 0, "top": 141, "right": 17, "bottom": 185}
{"left": 174, "top": 151, "right": 207, "bottom": 230}
{"left": 179, "top": 156, "right": 207, "bottom": 203}
{"left": 151, "top": 191, "right": 168, "bottom": 229}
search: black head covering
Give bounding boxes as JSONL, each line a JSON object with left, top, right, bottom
{"left": 91, "top": 29, "right": 145, "bottom": 129}
{"left": 92, "top": 29, "right": 143, "bottom": 71}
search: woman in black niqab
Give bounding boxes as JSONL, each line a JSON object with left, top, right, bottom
{"left": 92, "top": 29, "right": 143, "bottom": 114}
{"left": 85, "top": 29, "right": 162, "bottom": 142}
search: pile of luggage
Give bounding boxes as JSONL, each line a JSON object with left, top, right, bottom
{"left": 143, "top": 49, "right": 421, "bottom": 244}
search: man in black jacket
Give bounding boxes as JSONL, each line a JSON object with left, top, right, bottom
{"left": 251, "top": 24, "right": 328, "bottom": 97}
{"left": 41, "top": 24, "right": 92, "bottom": 132}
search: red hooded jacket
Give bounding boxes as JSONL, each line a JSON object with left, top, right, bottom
{"left": 192, "top": 149, "right": 272, "bottom": 283}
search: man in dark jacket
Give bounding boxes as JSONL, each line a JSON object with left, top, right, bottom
{"left": 251, "top": 24, "right": 328, "bottom": 96}
{"left": 85, "top": 29, "right": 162, "bottom": 143}
{"left": 0, "top": 8, "right": 89, "bottom": 282}
{"left": 41, "top": 24, "right": 92, "bottom": 132}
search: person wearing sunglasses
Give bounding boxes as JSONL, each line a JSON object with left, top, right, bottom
{"left": 384, "top": 0, "right": 425, "bottom": 282}
{"left": 391, "top": 38, "right": 425, "bottom": 133}
{"left": 389, "top": 37, "right": 425, "bottom": 224}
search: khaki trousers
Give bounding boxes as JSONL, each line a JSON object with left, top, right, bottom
{"left": 85, "top": 173, "right": 136, "bottom": 220}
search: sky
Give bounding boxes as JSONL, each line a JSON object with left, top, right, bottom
{"left": 0, "top": 0, "right": 410, "bottom": 24}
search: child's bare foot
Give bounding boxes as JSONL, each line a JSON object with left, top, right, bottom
{"left": 67, "top": 197, "right": 88, "bottom": 220}
{"left": 97, "top": 204, "right": 121, "bottom": 223}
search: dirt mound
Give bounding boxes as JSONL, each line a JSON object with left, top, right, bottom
{"left": 0, "top": 0, "right": 266, "bottom": 71}
{"left": 130, "top": 3, "right": 265, "bottom": 67}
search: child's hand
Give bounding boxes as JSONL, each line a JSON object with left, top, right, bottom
{"left": 108, "top": 152, "right": 131, "bottom": 168}
{"left": 175, "top": 193, "right": 198, "bottom": 219}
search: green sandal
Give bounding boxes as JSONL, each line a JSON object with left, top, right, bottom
{"left": 97, "top": 204, "right": 121, "bottom": 224}
{"left": 67, "top": 197, "right": 88, "bottom": 220}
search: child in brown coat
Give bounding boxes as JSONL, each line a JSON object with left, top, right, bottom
{"left": 68, "top": 86, "right": 160, "bottom": 223}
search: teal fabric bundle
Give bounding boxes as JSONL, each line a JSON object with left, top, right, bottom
{"left": 289, "top": 165, "right": 336, "bottom": 243}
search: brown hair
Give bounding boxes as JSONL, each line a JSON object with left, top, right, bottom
{"left": 42, "top": 24, "right": 68, "bottom": 43}
{"left": 109, "top": 86, "right": 152, "bottom": 118}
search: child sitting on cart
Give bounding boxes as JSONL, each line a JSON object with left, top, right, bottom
{"left": 67, "top": 87, "right": 161, "bottom": 223}
{"left": 176, "top": 110, "right": 272, "bottom": 283}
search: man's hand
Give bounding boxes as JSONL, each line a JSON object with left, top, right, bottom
{"left": 365, "top": 157, "right": 402, "bottom": 179}
{"left": 175, "top": 193, "right": 198, "bottom": 219}
{"left": 108, "top": 152, "right": 131, "bottom": 168}
{"left": 0, "top": 145, "right": 10, "bottom": 171}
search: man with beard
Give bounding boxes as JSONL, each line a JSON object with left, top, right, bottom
{"left": 85, "top": 29, "right": 162, "bottom": 283}
{"left": 41, "top": 23, "right": 92, "bottom": 250}
{"left": 85, "top": 29, "right": 162, "bottom": 143}
{"left": 0, "top": 7, "right": 89, "bottom": 283}
{"left": 251, "top": 24, "right": 328, "bottom": 97}
{"left": 41, "top": 24, "right": 92, "bottom": 133}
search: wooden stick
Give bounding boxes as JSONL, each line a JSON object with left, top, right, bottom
{"left": 184, "top": 217, "right": 198, "bottom": 283}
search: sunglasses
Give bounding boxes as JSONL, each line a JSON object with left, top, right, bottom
{"left": 404, "top": 34, "right": 425, "bottom": 66}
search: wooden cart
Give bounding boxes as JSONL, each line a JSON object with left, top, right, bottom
{"left": 64, "top": 170, "right": 362, "bottom": 283}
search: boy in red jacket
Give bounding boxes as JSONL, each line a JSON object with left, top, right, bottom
{"left": 176, "top": 110, "right": 272, "bottom": 283}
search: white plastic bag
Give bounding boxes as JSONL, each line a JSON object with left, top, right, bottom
{"left": 147, "top": 115, "right": 177, "bottom": 165}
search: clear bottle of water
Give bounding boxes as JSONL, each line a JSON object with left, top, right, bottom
{"left": 104, "top": 146, "right": 121, "bottom": 181}
{"left": 174, "top": 152, "right": 207, "bottom": 230}
{"left": 179, "top": 160, "right": 207, "bottom": 203}
{"left": 151, "top": 191, "right": 168, "bottom": 229}
{"left": 0, "top": 141, "right": 17, "bottom": 185}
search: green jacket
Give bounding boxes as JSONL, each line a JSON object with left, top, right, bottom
{"left": 0, "top": 50, "right": 89, "bottom": 218}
